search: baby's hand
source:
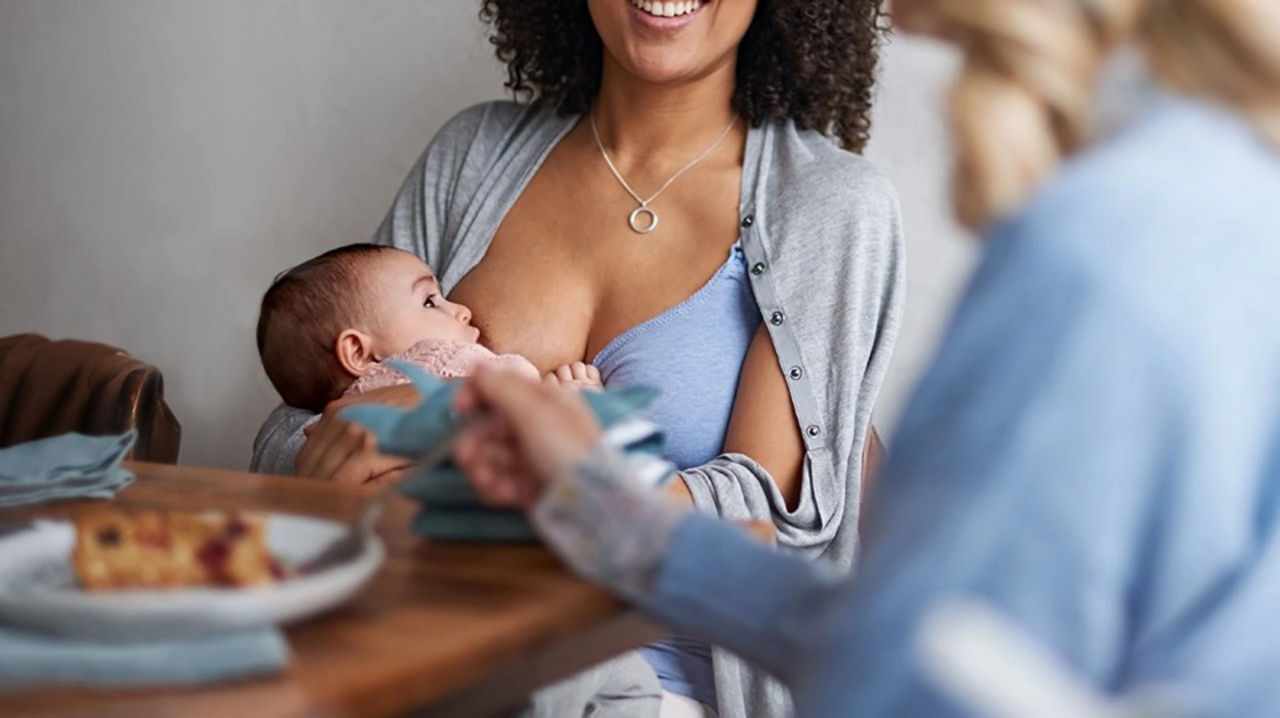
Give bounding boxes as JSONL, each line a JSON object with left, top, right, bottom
{"left": 544, "top": 362, "right": 604, "bottom": 392}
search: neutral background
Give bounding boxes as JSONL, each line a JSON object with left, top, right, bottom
{"left": 0, "top": 0, "right": 975, "bottom": 469}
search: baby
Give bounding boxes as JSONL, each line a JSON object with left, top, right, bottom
{"left": 256, "top": 243, "right": 601, "bottom": 413}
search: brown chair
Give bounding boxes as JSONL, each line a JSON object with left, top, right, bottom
{"left": 0, "top": 334, "right": 181, "bottom": 463}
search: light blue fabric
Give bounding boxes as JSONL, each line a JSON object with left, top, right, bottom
{"left": 0, "top": 432, "right": 135, "bottom": 508}
{"left": 596, "top": 241, "right": 755, "bottom": 709}
{"left": 640, "top": 98, "right": 1280, "bottom": 717}
{"left": 595, "top": 241, "right": 758, "bottom": 470}
{"left": 342, "top": 362, "right": 674, "bottom": 542}
{"left": 0, "top": 626, "right": 289, "bottom": 689}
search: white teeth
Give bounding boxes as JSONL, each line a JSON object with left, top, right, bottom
{"left": 633, "top": 0, "right": 701, "bottom": 17}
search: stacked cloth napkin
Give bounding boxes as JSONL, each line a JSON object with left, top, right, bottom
{"left": 0, "top": 626, "right": 288, "bottom": 689}
{"left": 343, "top": 362, "right": 674, "bottom": 542}
{"left": 0, "top": 432, "right": 137, "bottom": 508}
{"left": 0, "top": 430, "right": 288, "bottom": 689}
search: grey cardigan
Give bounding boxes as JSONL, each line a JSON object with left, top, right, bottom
{"left": 251, "top": 101, "right": 904, "bottom": 718}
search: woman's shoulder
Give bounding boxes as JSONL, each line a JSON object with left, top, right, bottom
{"left": 779, "top": 123, "right": 895, "bottom": 186}
{"left": 758, "top": 122, "right": 902, "bottom": 261}
{"left": 432, "top": 100, "right": 526, "bottom": 140}
{"left": 762, "top": 123, "right": 899, "bottom": 227}
{"left": 427, "top": 100, "right": 566, "bottom": 159}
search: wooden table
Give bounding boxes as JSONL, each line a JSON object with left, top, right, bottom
{"left": 0, "top": 462, "right": 662, "bottom": 717}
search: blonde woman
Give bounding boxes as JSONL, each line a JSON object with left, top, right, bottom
{"left": 448, "top": 0, "right": 1280, "bottom": 715}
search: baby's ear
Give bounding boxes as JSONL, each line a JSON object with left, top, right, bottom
{"left": 335, "top": 329, "right": 378, "bottom": 377}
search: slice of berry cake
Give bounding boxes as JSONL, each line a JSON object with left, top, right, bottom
{"left": 72, "top": 510, "right": 285, "bottom": 590}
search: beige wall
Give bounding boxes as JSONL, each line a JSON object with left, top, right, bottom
{"left": 0, "top": 1, "right": 974, "bottom": 469}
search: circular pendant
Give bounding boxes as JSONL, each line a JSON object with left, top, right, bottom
{"left": 628, "top": 206, "right": 658, "bottom": 234}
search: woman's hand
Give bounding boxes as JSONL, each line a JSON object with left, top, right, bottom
{"left": 453, "top": 367, "right": 603, "bottom": 511}
{"left": 294, "top": 384, "right": 420, "bottom": 484}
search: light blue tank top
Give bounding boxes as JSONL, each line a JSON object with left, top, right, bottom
{"left": 595, "top": 241, "right": 759, "bottom": 708}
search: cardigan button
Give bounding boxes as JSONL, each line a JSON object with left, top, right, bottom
{"left": 741, "top": 214, "right": 755, "bottom": 228}
{"left": 788, "top": 366, "right": 803, "bottom": 380}
{"left": 769, "top": 311, "right": 785, "bottom": 326}
{"left": 751, "top": 262, "right": 766, "bottom": 276}
{"left": 806, "top": 425, "right": 821, "bottom": 438}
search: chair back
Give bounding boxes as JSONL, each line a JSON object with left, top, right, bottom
{"left": 0, "top": 334, "right": 181, "bottom": 463}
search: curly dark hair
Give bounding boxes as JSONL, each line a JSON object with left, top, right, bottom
{"left": 479, "top": 0, "right": 889, "bottom": 153}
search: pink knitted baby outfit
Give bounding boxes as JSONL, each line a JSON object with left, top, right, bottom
{"left": 345, "top": 339, "right": 539, "bottom": 396}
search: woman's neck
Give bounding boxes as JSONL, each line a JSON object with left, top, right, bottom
{"left": 590, "top": 53, "right": 740, "bottom": 166}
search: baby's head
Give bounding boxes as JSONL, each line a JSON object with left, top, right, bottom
{"left": 256, "top": 243, "right": 478, "bottom": 412}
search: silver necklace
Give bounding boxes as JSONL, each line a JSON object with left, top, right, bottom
{"left": 590, "top": 109, "right": 738, "bottom": 234}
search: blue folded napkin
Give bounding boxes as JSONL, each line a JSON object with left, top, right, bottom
{"left": 342, "top": 362, "right": 673, "bottom": 542}
{"left": 0, "top": 626, "right": 289, "bottom": 689}
{"left": 0, "top": 431, "right": 136, "bottom": 508}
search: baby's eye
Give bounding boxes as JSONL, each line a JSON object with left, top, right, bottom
{"left": 423, "top": 294, "right": 438, "bottom": 309}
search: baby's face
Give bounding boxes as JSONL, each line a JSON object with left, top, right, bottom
{"left": 361, "top": 250, "right": 480, "bottom": 358}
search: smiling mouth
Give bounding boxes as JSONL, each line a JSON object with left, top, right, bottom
{"left": 628, "top": 0, "right": 705, "bottom": 19}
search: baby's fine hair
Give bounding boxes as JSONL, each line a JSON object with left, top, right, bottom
{"left": 256, "top": 243, "right": 394, "bottom": 413}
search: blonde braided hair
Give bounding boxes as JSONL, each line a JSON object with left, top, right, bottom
{"left": 909, "top": 0, "right": 1280, "bottom": 229}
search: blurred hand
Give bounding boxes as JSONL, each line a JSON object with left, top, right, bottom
{"left": 295, "top": 384, "right": 419, "bottom": 484}
{"left": 454, "top": 367, "right": 603, "bottom": 511}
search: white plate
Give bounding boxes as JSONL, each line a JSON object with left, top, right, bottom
{"left": 0, "top": 514, "right": 384, "bottom": 641}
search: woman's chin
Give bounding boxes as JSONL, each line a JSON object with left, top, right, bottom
{"left": 613, "top": 46, "right": 714, "bottom": 87}
{"left": 593, "top": 0, "right": 750, "bottom": 89}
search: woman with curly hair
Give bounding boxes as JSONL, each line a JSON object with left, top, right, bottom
{"left": 253, "top": 1, "right": 901, "bottom": 715}
{"left": 447, "top": 0, "right": 1280, "bottom": 715}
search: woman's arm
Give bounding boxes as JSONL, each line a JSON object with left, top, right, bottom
{"left": 667, "top": 324, "right": 885, "bottom": 515}
{"left": 661, "top": 325, "right": 805, "bottom": 507}
{"left": 565, "top": 452, "right": 856, "bottom": 686}
{"left": 251, "top": 385, "right": 420, "bottom": 483}
{"left": 292, "top": 385, "right": 420, "bottom": 483}
{"left": 719, "top": 332, "right": 890, "bottom": 513}
{"left": 719, "top": 325, "right": 806, "bottom": 507}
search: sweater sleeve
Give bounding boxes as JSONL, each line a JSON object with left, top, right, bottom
{"left": 646, "top": 514, "right": 847, "bottom": 680}
{"left": 249, "top": 403, "right": 315, "bottom": 475}
{"left": 532, "top": 445, "right": 863, "bottom": 711}
{"left": 529, "top": 442, "right": 849, "bottom": 679}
